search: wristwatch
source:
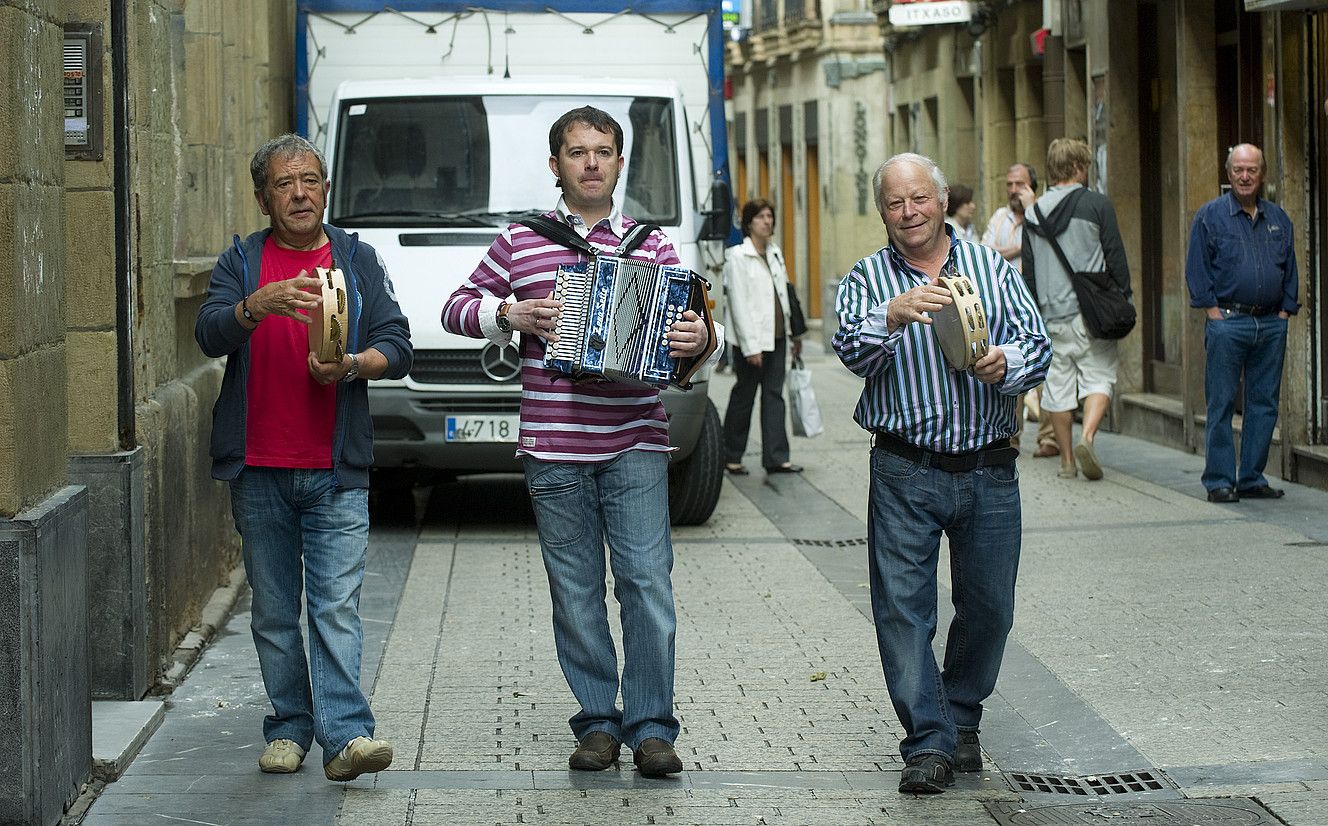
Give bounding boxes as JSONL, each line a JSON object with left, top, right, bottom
{"left": 496, "top": 302, "right": 512, "bottom": 334}
{"left": 242, "top": 296, "right": 257, "bottom": 324}
{"left": 342, "top": 352, "right": 360, "bottom": 383}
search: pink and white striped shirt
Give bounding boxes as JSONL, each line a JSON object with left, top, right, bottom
{"left": 441, "top": 205, "right": 681, "bottom": 462}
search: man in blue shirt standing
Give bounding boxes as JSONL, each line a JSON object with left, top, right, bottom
{"left": 1185, "top": 143, "right": 1299, "bottom": 503}
{"left": 833, "top": 153, "right": 1051, "bottom": 794}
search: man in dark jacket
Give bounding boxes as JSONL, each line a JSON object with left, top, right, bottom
{"left": 194, "top": 134, "right": 412, "bottom": 782}
{"left": 1022, "top": 138, "right": 1131, "bottom": 482}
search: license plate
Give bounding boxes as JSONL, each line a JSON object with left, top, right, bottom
{"left": 445, "top": 415, "right": 519, "bottom": 443}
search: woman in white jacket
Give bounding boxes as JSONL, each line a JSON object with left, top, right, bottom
{"left": 722, "top": 199, "right": 803, "bottom": 475}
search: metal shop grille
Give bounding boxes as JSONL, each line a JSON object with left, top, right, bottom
{"left": 409, "top": 349, "right": 519, "bottom": 385}
{"left": 1008, "top": 769, "right": 1171, "bottom": 796}
{"left": 416, "top": 397, "right": 520, "bottom": 414}
{"left": 792, "top": 537, "right": 870, "bottom": 548}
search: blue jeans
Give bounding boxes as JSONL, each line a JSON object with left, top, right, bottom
{"left": 523, "top": 450, "right": 679, "bottom": 749}
{"left": 229, "top": 467, "right": 375, "bottom": 763}
{"left": 1203, "top": 312, "right": 1288, "bottom": 492}
{"left": 866, "top": 447, "right": 1022, "bottom": 765}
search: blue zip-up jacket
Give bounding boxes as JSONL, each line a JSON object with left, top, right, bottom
{"left": 194, "top": 225, "right": 412, "bottom": 488}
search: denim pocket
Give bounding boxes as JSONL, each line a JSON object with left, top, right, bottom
{"left": 979, "top": 461, "right": 1019, "bottom": 484}
{"left": 525, "top": 462, "right": 587, "bottom": 548}
{"left": 872, "top": 447, "right": 925, "bottom": 480}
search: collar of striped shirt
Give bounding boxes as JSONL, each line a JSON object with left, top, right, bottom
{"left": 556, "top": 196, "right": 626, "bottom": 239}
{"left": 842, "top": 233, "right": 1045, "bottom": 455}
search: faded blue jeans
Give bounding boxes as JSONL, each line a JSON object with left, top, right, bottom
{"left": 866, "top": 447, "right": 1022, "bottom": 766}
{"left": 1203, "top": 311, "right": 1288, "bottom": 492}
{"left": 523, "top": 450, "right": 679, "bottom": 750}
{"left": 229, "top": 467, "right": 375, "bottom": 764}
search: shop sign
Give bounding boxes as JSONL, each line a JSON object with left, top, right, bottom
{"left": 888, "top": 0, "right": 975, "bottom": 27}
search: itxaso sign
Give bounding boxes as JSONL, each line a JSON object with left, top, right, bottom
{"left": 888, "top": 0, "right": 976, "bottom": 26}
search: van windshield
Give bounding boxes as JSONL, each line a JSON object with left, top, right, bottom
{"left": 330, "top": 95, "right": 679, "bottom": 228}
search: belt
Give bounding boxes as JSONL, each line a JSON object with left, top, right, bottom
{"left": 872, "top": 432, "right": 1018, "bottom": 473}
{"left": 1217, "top": 300, "right": 1276, "bottom": 317}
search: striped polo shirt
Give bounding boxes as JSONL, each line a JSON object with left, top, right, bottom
{"left": 442, "top": 204, "right": 679, "bottom": 462}
{"left": 832, "top": 229, "right": 1052, "bottom": 454}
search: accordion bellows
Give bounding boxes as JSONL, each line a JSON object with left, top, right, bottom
{"left": 544, "top": 254, "right": 717, "bottom": 389}
{"left": 309, "top": 266, "right": 348, "bottom": 364}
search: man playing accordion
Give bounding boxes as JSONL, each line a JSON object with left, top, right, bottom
{"left": 441, "top": 106, "right": 713, "bottom": 777}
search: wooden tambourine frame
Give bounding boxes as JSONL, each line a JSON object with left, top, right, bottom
{"left": 309, "top": 266, "right": 348, "bottom": 364}
{"left": 932, "top": 273, "right": 989, "bottom": 371}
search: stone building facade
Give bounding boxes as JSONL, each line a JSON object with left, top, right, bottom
{"left": 1, "top": 2, "right": 293, "bottom": 822}
{"left": 873, "top": 0, "right": 1328, "bottom": 490}
{"left": 727, "top": 0, "right": 1328, "bottom": 490}
{"left": 726, "top": 0, "right": 892, "bottom": 331}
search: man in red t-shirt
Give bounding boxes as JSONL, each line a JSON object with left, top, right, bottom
{"left": 196, "top": 134, "right": 412, "bottom": 782}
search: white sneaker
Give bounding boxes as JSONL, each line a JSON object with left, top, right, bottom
{"left": 324, "top": 736, "right": 394, "bottom": 782}
{"left": 258, "top": 738, "right": 306, "bottom": 773}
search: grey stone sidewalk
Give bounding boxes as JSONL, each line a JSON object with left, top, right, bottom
{"left": 79, "top": 341, "right": 1328, "bottom": 825}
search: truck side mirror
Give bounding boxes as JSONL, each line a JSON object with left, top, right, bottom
{"left": 698, "top": 179, "right": 733, "bottom": 242}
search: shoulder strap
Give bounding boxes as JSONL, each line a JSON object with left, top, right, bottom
{"left": 616, "top": 223, "right": 660, "bottom": 256}
{"left": 518, "top": 215, "right": 663, "bottom": 261}
{"left": 1033, "top": 192, "right": 1084, "bottom": 277}
{"left": 516, "top": 215, "right": 597, "bottom": 258}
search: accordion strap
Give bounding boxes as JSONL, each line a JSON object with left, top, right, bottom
{"left": 517, "top": 215, "right": 660, "bottom": 258}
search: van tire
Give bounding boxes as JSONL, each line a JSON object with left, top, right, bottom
{"left": 668, "top": 399, "right": 723, "bottom": 526}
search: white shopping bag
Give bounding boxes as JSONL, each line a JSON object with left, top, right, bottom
{"left": 788, "top": 357, "right": 823, "bottom": 438}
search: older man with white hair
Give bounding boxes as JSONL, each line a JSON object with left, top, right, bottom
{"left": 833, "top": 153, "right": 1051, "bottom": 794}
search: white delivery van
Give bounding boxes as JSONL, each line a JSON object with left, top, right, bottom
{"left": 302, "top": 1, "right": 738, "bottom": 523}
{"left": 306, "top": 2, "right": 735, "bottom": 523}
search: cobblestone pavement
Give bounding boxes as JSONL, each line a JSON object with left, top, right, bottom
{"left": 83, "top": 341, "right": 1328, "bottom": 825}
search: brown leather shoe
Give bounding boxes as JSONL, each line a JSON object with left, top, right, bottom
{"left": 569, "top": 731, "right": 620, "bottom": 770}
{"left": 1032, "top": 443, "right": 1060, "bottom": 458}
{"left": 633, "top": 738, "right": 683, "bottom": 777}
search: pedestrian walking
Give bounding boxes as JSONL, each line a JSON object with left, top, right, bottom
{"left": 194, "top": 133, "right": 412, "bottom": 781}
{"left": 440, "top": 106, "right": 715, "bottom": 777}
{"left": 833, "top": 152, "right": 1051, "bottom": 793}
{"left": 1022, "top": 138, "right": 1131, "bottom": 480}
{"left": 1185, "top": 142, "right": 1298, "bottom": 503}
{"left": 981, "top": 162, "right": 1058, "bottom": 457}
{"left": 722, "top": 198, "right": 803, "bottom": 476}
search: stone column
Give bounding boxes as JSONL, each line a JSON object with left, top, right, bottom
{"left": 1175, "top": 1, "right": 1218, "bottom": 450}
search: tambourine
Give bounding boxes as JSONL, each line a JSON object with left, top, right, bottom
{"left": 309, "top": 266, "right": 348, "bottom": 364}
{"left": 932, "top": 273, "right": 989, "bottom": 371}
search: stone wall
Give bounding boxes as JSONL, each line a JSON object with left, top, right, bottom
{"left": 59, "top": 0, "right": 295, "bottom": 688}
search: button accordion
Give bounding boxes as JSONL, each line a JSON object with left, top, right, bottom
{"left": 543, "top": 254, "right": 718, "bottom": 389}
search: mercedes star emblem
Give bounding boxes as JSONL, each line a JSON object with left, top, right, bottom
{"left": 479, "top": 342, "right": 522, "bottom": 382}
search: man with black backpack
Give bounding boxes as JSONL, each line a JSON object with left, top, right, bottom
{"left": 1022, "top": 138, "right": 1132, "bottom": 482}
{"left": 441, "top": 106, "right": 713, "bottom": 777}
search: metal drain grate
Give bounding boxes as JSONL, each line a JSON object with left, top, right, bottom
{"left": 1008, "top": 769, "right": 1171, "bottom": 796}
{"left": 986, "top": 798, "right": 1275, "bottom": 825}
{"left": 792, "top": 537, "right": 870, "bottom": 548}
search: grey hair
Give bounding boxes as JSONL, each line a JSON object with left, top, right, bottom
{"left": 872, "top": 152, "right": 950, "bottom": 215}
{"left": 250, "top": 133, "right": 328, "bottom": 197}
{"left": 1225, "top": 143, "right": 1265, "bottom": 173}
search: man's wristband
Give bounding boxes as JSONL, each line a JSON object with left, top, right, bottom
{"left": 341, "top": 352, "right": 360, "bottom": 383}
{"left": 242, "top": 296, "right": 258, "bottom": 324}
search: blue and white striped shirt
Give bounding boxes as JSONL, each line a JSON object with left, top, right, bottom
{"left": 833, "top": 232, "right": 1051, "bottom": 454}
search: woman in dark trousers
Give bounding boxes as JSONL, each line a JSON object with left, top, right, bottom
{"left": 722, "top": 199, "right": 802, "bottom": 475}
